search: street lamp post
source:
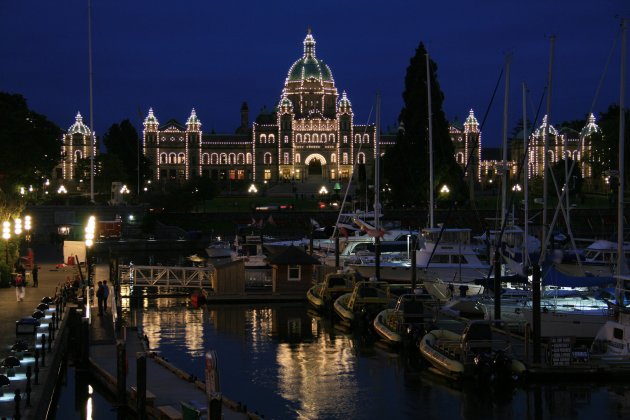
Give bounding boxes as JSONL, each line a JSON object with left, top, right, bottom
{"left": 24, "top": 215, "right": 31, "bottom": 246}
{"left": 85, "top": 216, "right": 96, "bottom": 284}
{"left": 2, "top": 221, "right": 10, "bottom": 265}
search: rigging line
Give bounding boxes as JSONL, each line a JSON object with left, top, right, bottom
{"left": 424, "top": 65, "right": 505, "bottom": 270}
{"left": 590, "top": 24, "right": 621, "bottom": 114}
{"left": 333, "top": 105, "right": 374, "bottom": 239}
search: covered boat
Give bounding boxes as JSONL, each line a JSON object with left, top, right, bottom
{"left": 306, "top": 272, "right": 359, "bottom": 311}
{"left": 418, "top": 320, "right": 527, "bottom": 381}
{"left": 333, "top": 281, "right": 394, "bottom": 327}
{"left": 373, "top": 292, "right": 438, "bottom": 348}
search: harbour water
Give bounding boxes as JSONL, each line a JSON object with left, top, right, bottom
{"left": 54, "top": 296, "right": 630, "bottom": 419}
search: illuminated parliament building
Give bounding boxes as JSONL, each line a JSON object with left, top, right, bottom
{"left": 141, "top": 29, "right": 393, "bottom": 186}
{"left": 54, "top": 30, "right": 604, "bottom": 193}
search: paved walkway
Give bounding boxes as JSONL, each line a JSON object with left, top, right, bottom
{"left": 0, "top": 241, "right": 257, "bottom": 419}
{"left": 0, "top": 241, "right": 81, "bottom": 419}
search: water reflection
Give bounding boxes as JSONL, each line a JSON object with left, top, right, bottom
{"left": 120, "top": 298, "right": 630, "bottom": 419}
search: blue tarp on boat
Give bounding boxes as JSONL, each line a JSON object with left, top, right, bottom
{"left": 541, "top": 264, "right": 615, "bottom": 288}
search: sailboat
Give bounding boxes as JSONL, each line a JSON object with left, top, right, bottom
{"left": 523, "top": 20, "right": 629, "bottom": 339}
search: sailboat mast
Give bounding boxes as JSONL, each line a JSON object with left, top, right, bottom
{"left": 501, "top": 55, "right": 512, "bottom": 227}
{"left": 617, "top": 19, "right": 627, "bottom": 278}
{"left": 541, "top": 36, "right": 556, "bottom": 262}
{"left": 375, "top": 92, "right": 381, "bottom": 230}
{"left": 375, "top": 92, "right": 382, "bottom": 282}
{"left": 88, "top": 0, "right": 95, "bottom": 203}
{"left": 523, "top": 82, "right": 530, "bottom": 268}
{"left": 426, "top": 53, "right": 434, "bottom": 228}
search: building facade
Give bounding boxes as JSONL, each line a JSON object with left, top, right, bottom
{"left": 53, "top": 111, "right": 97, "bottom": 191}
{"left": 142, "top": 30, "right": 393, "bottom": 188}
{"left": 54, "top": 31, "right": 605, "bottom": 195}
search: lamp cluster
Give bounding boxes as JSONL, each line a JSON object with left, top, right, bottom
{"left": 85, "top": 215, "right": 96, "bottom": 247}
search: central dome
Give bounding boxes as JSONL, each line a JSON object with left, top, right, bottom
{"left": 286, "top": 30, "right": 334, "bottom": 83}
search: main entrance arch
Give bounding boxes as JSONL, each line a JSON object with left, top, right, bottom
{"left": 304, "top": 153, "right": 327, "bottom": 181}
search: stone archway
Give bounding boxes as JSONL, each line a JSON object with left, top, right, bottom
{"left": 304, "top": 153, "right": 327, "bottom": 181}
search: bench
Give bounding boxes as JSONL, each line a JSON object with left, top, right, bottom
{"left": 130, "top": 386, "right": 156, "bottom": 406}
{"left": 157, "top": 405, "right": 183, "bottom": 420}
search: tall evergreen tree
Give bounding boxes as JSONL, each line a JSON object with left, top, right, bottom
{"left": 0, "top": 92, "right": 61, "bottom": 194}
{"left": 383, "top": 43, "right": 466, "bottom": 208}
{"left": 103, "top": 120, "right": 151, "bottom": 191}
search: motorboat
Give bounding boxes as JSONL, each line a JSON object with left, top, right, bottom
{"left": 333, "top": 281, "right": 394, "bottom": 327}
{"left": 205, "top": 239, "right": 233, "bottom": 259}
{"left": 552, "top": 239, "right": 630, "bottom": 278}
{"left": 306, "top": 272, "right": 360, "bottom": 311}
{"left": 418, "top": 320, "right": 527, "bottom": 381}
{"left": 591, "top": 309, "right": 630, "bottom": 359}
{"left": 322, "top": 236, "right": 415, "bottom": 269}
{"left": 349, "top": 227, "right": 490, "bottom": 284}
{"left": 373, "top": 292, "right": 438, "bottom": 347}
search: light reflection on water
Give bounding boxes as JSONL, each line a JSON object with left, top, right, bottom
{"left": 124, "top": 297, "right": 630, "bottom": 420}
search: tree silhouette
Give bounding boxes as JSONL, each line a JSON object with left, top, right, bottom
{"left": 383, "top": 42, "right": 466, "bottom": 208}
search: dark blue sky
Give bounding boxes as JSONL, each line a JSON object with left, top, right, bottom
{"left": 1, "top": 1, "right": 628, "bottom": 147}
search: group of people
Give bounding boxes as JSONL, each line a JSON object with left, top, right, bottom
{"left": 96, "top": 280, "right": 110, "bottom": 315}
{"left": 14, "top": 263, "right": 39, "bottom": 302}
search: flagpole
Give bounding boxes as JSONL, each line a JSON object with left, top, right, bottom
{"left": 88, "top": 0, "right": 95, "bottom": 203}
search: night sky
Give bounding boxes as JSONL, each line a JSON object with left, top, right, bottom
{"left": 1, "top": 1, "right": 628, "bottom": 148}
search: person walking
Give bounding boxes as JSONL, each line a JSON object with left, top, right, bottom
{"left": 15, "top": 273, "right": 25, "bottom": 302}
{"left": 32, "top": 264, "right": 39, "bottom": 287}
{"left": 102, "top": 280, "right": 110, "bottom": 313}
{"left": 96, "top": 281, "right": 104, "bottom": 315}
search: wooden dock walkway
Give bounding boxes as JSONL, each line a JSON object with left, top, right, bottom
{"left": 88, "top": 303, "right": 260, "bottom": 419}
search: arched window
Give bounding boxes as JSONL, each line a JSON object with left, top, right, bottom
{"left": 305, "top": 134, "right": 310, "bottom": 143}
{"left": 228, "top": 153, "right": 236, "bottom": 164}
{"left": 357, "top": 152, "right": 366, "bottom": 164}
{"left": 177, "top": 153, "right": 185, "bottom": 164}
{"left": 210, "top": 153, "right": 219, "bottom": 164}
{"left": 219, "top": 153, "right": 228, "bottom": 164}
{"left": 343, "top": 135, "right": 348, "bottom": 143}
{"left": 283, "top": 152, "right": 289, "bottom": 164}
{"left": 237, "top": 153, "right": 245, "bottom": 164}
{"left": 169, "top": 153, "right": 176, "bottom": 164}
{"left": 355, "top": 134, "right": 360, "bottom": 143}
{"left": 331, "top": 153, "right": 336, "bottom": 163}
{"left": 343, "top": 152, "right": 349, "bottom": 164}
{"left": 296, "top": 134, "right": 302, "bottom": 143}
{"left": 456, "top": 152, "right": 465, "bottom": 164}
{"left": 363, "top": 134, "right": 369, "bottom": 144}
{"left": 269, "top": 134, "right": 275, "bottom": 143}
{"left": 313, "top": 134, "right": 319, "bottom": 143}
{"left": 264, "top": 152, "right": 273, "bottom": 164}
{"left": 295, "top": 153, "right": 301, "bottom": 163}
{"left": 74, "top": 150, "right": 82, "bottom": 162}
{"left": 246, "top": 153, "right": 252, "bottom": 164}
{"left": 202, "top": 153, "right": 209, "bottom": 164}
{"left": 160, "top": 153, "right": 167, "bottom": 164}
{"left": 330, "top": 134, "right": 335, "bottom": 143}
{"left": 260, "top": 134, "right": 267, "bottom": 143}
{"left": 284, "top": 135, "right": 289, "bottom": 143}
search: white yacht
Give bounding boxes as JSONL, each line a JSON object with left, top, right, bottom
{"left": 553, "top": 239, "right": 630, "bottom": 278}
{"left": 349, "top": 227, "right": 490, "bottom": 284}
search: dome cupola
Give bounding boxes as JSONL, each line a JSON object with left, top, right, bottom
{"left": 68, "top": 112, "right": 91, "bottom": 135}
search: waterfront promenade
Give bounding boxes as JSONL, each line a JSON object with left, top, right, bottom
{"left": 0, "top": 241, "right": 258, "bottom": 419}
{"left": 0, "top": 242, "right": 75, "bottom": 419}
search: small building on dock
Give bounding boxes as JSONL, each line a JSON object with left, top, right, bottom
{"left": 267, "top": 246, "right": 321, "bottom": 294}
{"left": 213, "top": 259, "right": 246, "bottom": 294}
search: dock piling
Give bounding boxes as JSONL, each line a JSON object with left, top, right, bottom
{"left": 136, "top": 352, "right": 147, "bottom": 420}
